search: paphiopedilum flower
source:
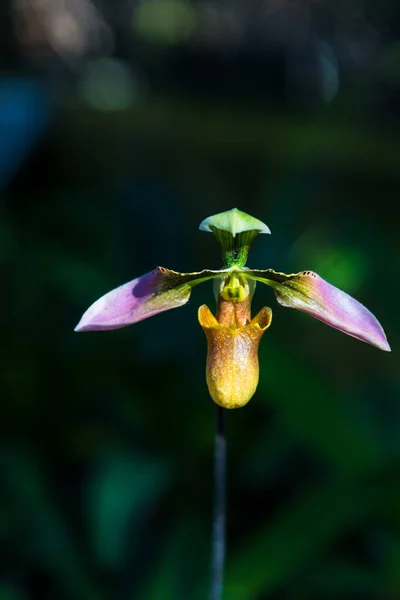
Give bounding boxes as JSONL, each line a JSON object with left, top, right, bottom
{"left": 75, "top": 209, "right": 390, "bottom": 409}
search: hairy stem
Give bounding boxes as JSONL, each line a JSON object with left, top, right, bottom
{"left": 211, "top": 405, "right": 226, "bottom": 600}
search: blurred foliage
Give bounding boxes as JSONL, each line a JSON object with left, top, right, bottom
{"left": 1, "top": 0, "right": 400, "bottom": 598}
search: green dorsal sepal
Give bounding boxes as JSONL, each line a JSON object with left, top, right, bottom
{"left": 199, "top": 208, "right": 270, "bottom": 267}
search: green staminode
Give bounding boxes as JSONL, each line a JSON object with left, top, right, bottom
{"left": 199, "top": 208, "right": 270, "bottom": 267}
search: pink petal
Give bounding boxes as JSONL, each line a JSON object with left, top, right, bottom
{"left": 75, "top": 267, "right": 222, "bottom": 332}
{"left": 246, "top": 269, "right": 390, "bottom": 351}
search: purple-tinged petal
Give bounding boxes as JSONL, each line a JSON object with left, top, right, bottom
{"left": 75, "top": 267, "right": 223, "bottom": 332}
{"left": 245, "top": 269, "right": 390, "bottom": 351}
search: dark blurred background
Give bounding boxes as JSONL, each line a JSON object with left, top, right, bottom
{"left": 1, "top": 0, "right": 399, "bottom": 598}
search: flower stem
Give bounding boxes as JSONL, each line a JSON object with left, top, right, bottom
{"left": 211, "top": 405, "right": 226, "bottom": 600}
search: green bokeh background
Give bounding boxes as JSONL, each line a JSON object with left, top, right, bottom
{"left": 1, "top": 1, "right": 399, "bottom": 598}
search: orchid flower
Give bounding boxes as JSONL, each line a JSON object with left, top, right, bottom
{"left": 75, "top": 209, "right": 390, "bottom": 409}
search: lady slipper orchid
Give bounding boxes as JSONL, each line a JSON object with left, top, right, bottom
{"left": 75, "top": 208, "right": 390, "bottom": 409}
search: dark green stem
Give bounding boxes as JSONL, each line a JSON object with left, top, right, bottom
{"left": 211, "top": 405, "right": 226, "bottom": 600}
